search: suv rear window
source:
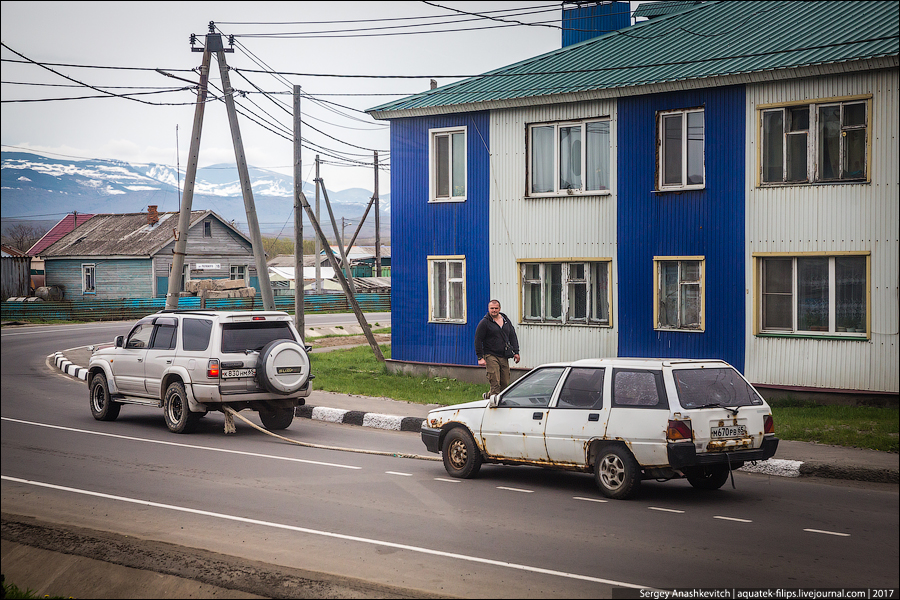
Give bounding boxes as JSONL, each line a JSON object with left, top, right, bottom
{"left": 221, "top": 321, "right": 295, "bottom": 353}
{"left": 182, "top": 318, "right": 213, "bottom": 352}
{"left": 673, "top": 368, "right": 764, "bottom": 408}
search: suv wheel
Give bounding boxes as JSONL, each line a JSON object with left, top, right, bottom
{"left": 164, "top": 381, "right": 200, "bottom": 434}
{"left": 89, "top": 373, "right": 121, "bottom": 421}
{"left": 442, "top": 427, "right": 482, "bottom": 479}
{"left": 595, "top": 445, "right": 641, "bottom": 499}
{"left": 257, "top": 340, "right": 311, "bottom": 395}
{"left": 685, "top": 465, "right": 730, "bottom": 490}
{"left": 259, "top": 407, "right": 294, "bottom": 431}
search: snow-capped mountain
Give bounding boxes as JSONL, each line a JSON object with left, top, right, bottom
{"left": 1, "top": 151, "right": 389, "bottom": 241}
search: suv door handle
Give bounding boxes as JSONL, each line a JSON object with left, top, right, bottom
{"left": 588, "top": 413, "right": 600, "bottom": 422}
{"left": 533, "top": 412, "right": 544, "bottom": 420}
{"left": 137, "top": 358, "right": 143, "bottom": 363}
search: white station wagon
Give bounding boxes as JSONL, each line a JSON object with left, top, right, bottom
{"left": 421, "top": 358, "right": 779, "bottom": 499}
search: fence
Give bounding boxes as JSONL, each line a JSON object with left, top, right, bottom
{"left": 1, "top": 293, "right": 390, "bottom": 322}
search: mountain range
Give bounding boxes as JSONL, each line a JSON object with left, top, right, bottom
{"left": 0, "top": 151, "right": 390, "bottom": 243}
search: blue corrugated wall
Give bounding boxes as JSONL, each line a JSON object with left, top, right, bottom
{"left": 561, "top": 1, "right": 631, "bottom": 47}
{"left": 617, "top": 86, "right": 746, "bottom": 370}
{"left": 389, "top": 111, "right": 491, "bottom": 366}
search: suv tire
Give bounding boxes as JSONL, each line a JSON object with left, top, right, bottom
{"left": 442, "top": 427, "right": 482, "bottom": 479}
{"left": 685, "top": 465, "right": 730, "bottom": 490}
{"left": 259, "top": 407, "right": 294, "bottom": 431}
{"left": 89, "top": 373, "right": 121, "bottom": 421}
{"left": 256, "top": 340, "right": 311, "bottom": 395}
{"left": 164, "top": 381, "right": 201, "bottom": 434}
{"left": 595, "top": 445, "right": 641, "bottom": 499}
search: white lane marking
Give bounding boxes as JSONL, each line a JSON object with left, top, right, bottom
{"left": 714, "top": 516, "right": 752, "bottom": 523}
{"left": 386, "top": 471, "right": 412, "bottom": 477}
{"left": 804, "top": 528, "right": 850, "bottom": 537}
{"left": 497, "top": 486, "right": 533, "bottom": 493}
{"left": 574, "top": 496, "right": 608, "bottom": 503}
{"left": 1, "top": 476, "right": 651, "bottom": 589}
{"left": 1, "top": 417, "right": 360, "bottom": 470}
{"left": 648, "top": 507, "right": 684, "bottom": 514}
{"left": 434, "top": 478, "right": 460, "bottom": 483}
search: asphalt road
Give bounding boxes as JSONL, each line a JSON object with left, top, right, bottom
{"left": 2, "top": 321, "right": 898, "bottom": 598}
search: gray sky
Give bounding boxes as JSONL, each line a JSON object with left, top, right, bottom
{"left": 1, "top": 1, "right": 641, "bottom": 192}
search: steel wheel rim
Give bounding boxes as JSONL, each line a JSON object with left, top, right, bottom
{"left": 600, "top": 454, "right": 625, "bottom": 490}
{"left": 168, "top": 392, "right": 184, "bottom": 423}
{"left": 91, "top": 384, "right": 106, "bottom": 412}
{"left": 448, "top": 438, "right": 468, "bottom": 469}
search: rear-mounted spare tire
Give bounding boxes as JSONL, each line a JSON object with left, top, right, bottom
{"left": 256, "top": 339, "right": 311, "bottom": 395}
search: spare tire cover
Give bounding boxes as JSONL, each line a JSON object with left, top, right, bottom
{"left": 256, "top": 339, "right": 311, "bottom": 394}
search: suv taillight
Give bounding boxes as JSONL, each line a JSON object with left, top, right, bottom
{"left": 764, "top": 414, "right": 775, "bottom": 434}
{"left": 207, "top": 359, "right": 220, "bottom": 378}
{"left": 667, "top": 419, "right": 693, "bottom": 441}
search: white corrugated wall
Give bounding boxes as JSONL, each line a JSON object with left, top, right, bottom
{"left": 744, "top": 67, "right": 899, "bottom": 393}
{"left": 488, "top": 100, "right": 619, "bottom": 369}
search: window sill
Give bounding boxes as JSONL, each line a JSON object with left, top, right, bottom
{"left": 756, "top": 332, "right": 869, "bottom": 341}
{"left": 652, "top": 186, "right": 705, "bottom": 194}
{"left": 429, "top": 319, "right": 466, "bottom": 325}
{"left": 758, "top": 179, "right": 869, "bottom": 188}
{"left": 521, "top": 321, "right": 612, "bottom": 328}
{"left": 429, "top": 198, "right": 466, "bottom": 204}
{"left": 526, "top": 190, "right": 611, "bottom": 199}
{"left": 654, "top": 327, "right": 704, "bottom": 333}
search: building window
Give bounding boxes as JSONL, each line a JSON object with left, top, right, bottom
{"left": 654, "top": 257, "right": 704, "bottom": 331}
{"left": 760, "top": 98, "right": 868, "bottom": 184}
{"left": 521, "top": 261, "right": 610, "bottom": 325}
{"left": 528, "top": 118, "right": 610, "bottom": 196}
{"left": 82, "top": 263, "right": 95, "bottom": 294}
{"left": 204, "top": 221, "right": 212, "bottom": 237}
{"left": 428, "top": 256, "right": 466, "bottom": 323}
{"left": 758, "top": 254, "right": 868, "bottom": 336}
{"left": 658, "top": 108, "right": 705, "bottom": 190}
{"left": 230, "top": 265, "right": 246, "bottom": 281}
{"left": 430, "top": 127, "right": 466, "bottom": 202}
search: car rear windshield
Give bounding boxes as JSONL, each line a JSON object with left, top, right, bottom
{"left": 221, "top": 321, "right": 295, "bottom": 353}
{"left": 672, "top": 368, "right": 765, "bottom": 409}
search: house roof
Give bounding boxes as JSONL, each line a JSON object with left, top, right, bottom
{"left": 632, "top": 1, "right": 704, "bottom": 20}
{"left": 40, "top": 210, "right": 250, "bottom": 258}
{"left": 1, "top": 243, "right": 27, "bottom": 257}
{"left": 368, "top": 1, "right": 899, "bottom": 118}
{"left": 27, "top": 212, "right": 95, "bottom": 256}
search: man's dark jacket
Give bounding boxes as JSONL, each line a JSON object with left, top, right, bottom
{"left": 474, "top": 312, "right": 519, "bottom": 360}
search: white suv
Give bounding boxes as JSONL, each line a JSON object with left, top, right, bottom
{"left": 87, "top": 310, "right": 311, "bottom": 434}
{"left": 421, "top": 358, "right": 778, "bottom": 499}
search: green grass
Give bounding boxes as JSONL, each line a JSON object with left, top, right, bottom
{"left": 1, "top": 575, "right": 69, "bottom": 599}
{"left": 310, "top": 345, "right": 899, "bottom": 452}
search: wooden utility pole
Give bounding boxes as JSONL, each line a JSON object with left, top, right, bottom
{"left": 293, "top": 85, "right": 304, "bottom": 339}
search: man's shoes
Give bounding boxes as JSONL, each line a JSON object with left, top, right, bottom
{"left": 482, "top": 392, "right": 489, "bottom": 400}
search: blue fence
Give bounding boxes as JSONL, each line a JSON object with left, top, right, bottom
{"left": 1, "top": 293, "right": 390, "bottom": 322}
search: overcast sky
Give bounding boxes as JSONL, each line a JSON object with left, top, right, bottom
{"left": 1, "top": 1, "right": 644, "bottom": 193}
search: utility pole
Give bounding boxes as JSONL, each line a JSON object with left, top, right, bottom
{"left": 293, "top": 85, "right": 304, "bottom": 339}
{"left": 314, "top": 156, "right": 321, "bottom": 294}
{"left": 374, "top": 150, "right": 381, "bottom": 277}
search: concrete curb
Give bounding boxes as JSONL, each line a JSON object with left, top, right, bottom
{"left": 51, "top": 352, "right": 88, "bottom": 381}
{"left": 295, "top": 404, "right": 425, "bottom": 432}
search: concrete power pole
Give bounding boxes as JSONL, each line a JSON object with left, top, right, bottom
{"left": 293, "top": 85, "right": 304, "bottom": 339}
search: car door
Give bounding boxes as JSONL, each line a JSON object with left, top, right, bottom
{"left": 604, "top": 368, "right": 670, "bottom": 466}
{"left": 143, "top": 317, "right": 178, "bottom": 398}
{"left": 113, "top": 321, "right": 153, "bottom": 395}
{"left": 479, "top": 367, "right": 566, "bottom": 462}
{"left": 544, "top": 367, "right": 608, "bottom": 466}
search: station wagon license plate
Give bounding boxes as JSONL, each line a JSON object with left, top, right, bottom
{"left": 221, "top": 368, "right": 255, "bottom": 379}
{"left": 711, "top": 425, "right": 747, "bottom": 439}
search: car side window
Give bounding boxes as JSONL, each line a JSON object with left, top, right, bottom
{"left": 182, "top": 318, "right": 213, "bottom": 352}
{"left": 126, "top": 323, "right": 153, "bottom": 349}
{"left": 499, "top": 367, "right": 565, "bottom": 407}
{"left": 612, "top": 369, "right": 668, "bottom": 409}
{"left": 150, "top": 324, "right": 177, "bottom": 350}
{"left": 557, "top": 367, "right": 604, "bottom": 409}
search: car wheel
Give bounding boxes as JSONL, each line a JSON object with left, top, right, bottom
{"left": 256, "top": 340, "right": 311, "bottom": 395}
{"left": 685, "top": 465, "right": 730, "bottom": 490}
{"left": 259, "top": 407, "right": 294, "bottom": 431}
{"left": 594, "top": 445, "right": 641, "bottom": 499}
{"left": 89, "top": 373, "right": 120, "bottom": 421}
{"left": 442, "top": 427, "right": 483, "bottom": 479}
{"left": 164, "top": 381, "right": 200, "bottom": 434}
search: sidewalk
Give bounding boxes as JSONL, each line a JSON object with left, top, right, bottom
{"left": 52, "top": 345, "right": 898, "bottom": 485}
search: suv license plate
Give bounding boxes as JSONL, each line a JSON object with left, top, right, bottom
{"left": 222, "top": 368, "right": 256, "bottom": 379}
{"left": 711, "top": 425, "right": 747, "bottom": 439}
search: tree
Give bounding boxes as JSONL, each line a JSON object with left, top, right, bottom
{"left": 2, "top": 223, "right": 47, "bottom": 253}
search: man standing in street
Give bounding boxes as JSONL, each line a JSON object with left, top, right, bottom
{"left": 474, "top": 299, "right": 520, "bottom": 397}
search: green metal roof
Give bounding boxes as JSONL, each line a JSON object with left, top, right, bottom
{"left": 368, "top": 1, "right": 899, "bottom": 118}
{"left": 633, "top": 1, "right": 704, "bottom": 20}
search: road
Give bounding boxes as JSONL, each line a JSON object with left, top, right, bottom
{"left": 2, "top": 320, "right": 898, "bottom": 597}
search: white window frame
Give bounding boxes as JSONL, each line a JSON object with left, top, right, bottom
{"left": 520, "top": 260, "right": 612, "bottom": 326}
{"left": 755, "top": 252, "right": 870, "bottom": 337}
{"left": 230, "top": 264, "right": 246, "bottom": 281}
{"left": 526, "top": 118, "right": 612, "bottom": 197}
{"left": 428, "top": 256, "right": 466, "bottom": 323}
{"left": 82, "top": 263, "right": 96, "bottom": 294}
{"left": 429, "top": 126, "right": 467, "bottom": 203}
{"left": 653, "top": 256, "right": 705, "bottom": 331}
{"left": 759, "top": 96, "right": 870, "bottom": 185}
{"left": 657, "top": 108, "right": 705, "bottom": 191}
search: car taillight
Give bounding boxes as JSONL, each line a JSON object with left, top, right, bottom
{"left": 207, "top": 359, "right": 220, "bottom": 378}
{"left": 667, "top": 419, "right": 693, "bottom": 441}
{"left": 252, "top": 316, "right": 266, "bottom": 320}
{"left": 764, "top": 414, "right": 775, "bottom": 434}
